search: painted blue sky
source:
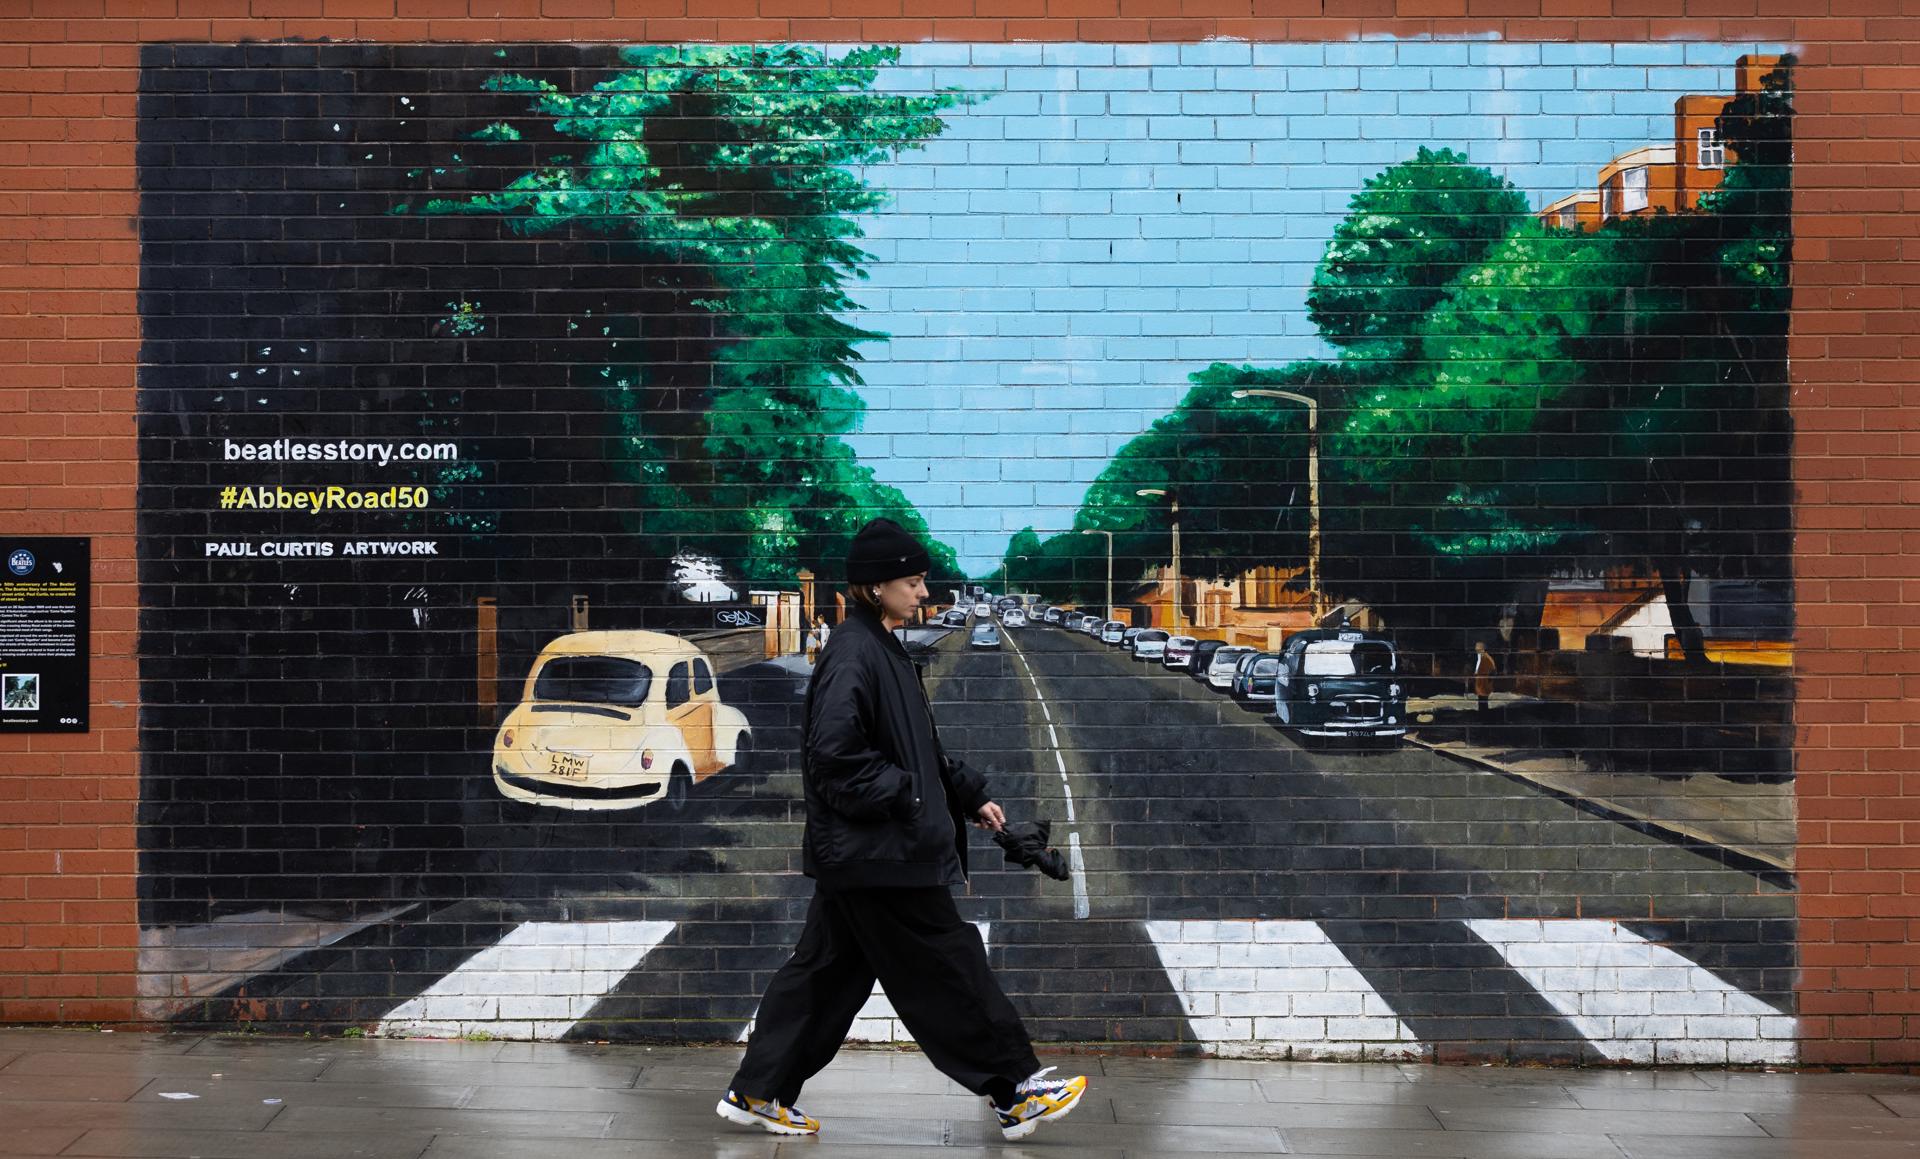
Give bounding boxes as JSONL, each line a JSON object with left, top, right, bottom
{"left": 839, "top": 39, "right": 1787, "bottom": 575}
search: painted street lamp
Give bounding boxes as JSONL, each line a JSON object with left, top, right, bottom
{"left": 1231, "top": 388, "right": 1322, "bottom": 622}
{"left": 1135, "top": 488, "right": 1180, "bottom": 630}
{"left": 1077, "top": 530, "right": 1113, "bottom": 619}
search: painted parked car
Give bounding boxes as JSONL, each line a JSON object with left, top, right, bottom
{"left": 1186, "top": 639, "right": 1229, "bottom": 682}
{"left": 1100, "top": 620, "right": 1127, "bottom": 645}
{"left": 1130, "top": 628, "right": 1170, "bottom": 661}
{"left": 1232, "top": 652, "right": 1283, "bottom": 705}
{"left": 1161, "top": 635, "right": 1198, "bottom": 669}
{"left": 1271, "top": 628, "right": 1406, "bottom": 739}
{"left": 970, "top": 621, "right": 1002, "bottom": 649}
{"left": 492, "top": 631, "right": 752, "bottom": 812}
{"left": 1043, "top": 607, "right": 1066, "bottom": 625}
{"left": 1205, "top": 645, "right": 1257, "bottom": 691}
{"left": 1002, "top": 608, "right": 1027, "bottom": 629}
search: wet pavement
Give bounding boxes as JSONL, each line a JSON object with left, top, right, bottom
{"left": 4, "top": 1028, "right": 1920, "bottom": 1158}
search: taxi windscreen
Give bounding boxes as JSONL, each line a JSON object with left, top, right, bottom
{"left": 1301, "top": 641, "right": 1395, "bottom": 676}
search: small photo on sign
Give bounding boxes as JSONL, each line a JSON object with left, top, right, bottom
{"left": 3, "top": 674, "right": 40, "bottom": 712}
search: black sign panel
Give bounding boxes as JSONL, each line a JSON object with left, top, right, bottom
{"left": 0, "top": 537, "right": 89, "bottom": 733}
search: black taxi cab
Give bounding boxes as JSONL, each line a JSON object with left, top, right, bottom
{"left": 1271, "top": 628, "right": 1406, "bottom": 740}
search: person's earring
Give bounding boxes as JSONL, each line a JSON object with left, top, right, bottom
{"left": 871, "top": 587, "right": 882, "bottom": 602}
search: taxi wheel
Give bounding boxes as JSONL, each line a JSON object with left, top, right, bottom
{"left": 729, "top": 731, "right": 755, "bottom": 774}
{"left": 665, "top": 763, "right": 691, "bottom": 811}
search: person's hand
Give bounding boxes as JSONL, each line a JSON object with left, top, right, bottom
{"left": 973, "top": 801, "right": 1006, "bottom": 832}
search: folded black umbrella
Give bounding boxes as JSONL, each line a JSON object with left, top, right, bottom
{"left": 992, "top": 818, "right": 1071, "bottom": 882}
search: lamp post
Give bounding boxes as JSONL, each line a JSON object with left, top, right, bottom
{"left": 1077, "top": 530, "right": 1113, "bottom": 619}
{"left": 1231, "top": 388, "right": 1321, "bottom": 622}
{"left": 1135, "top": 488, "right": 1180, "bottom": 630}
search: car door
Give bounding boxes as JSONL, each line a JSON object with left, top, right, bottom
{"left": 665, "top": 660, "right": 713, "bottom": 777}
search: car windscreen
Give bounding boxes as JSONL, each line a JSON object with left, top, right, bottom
{"left": 1301, "top": 641, "right": 1395, "bottom": 676}
{"left": 1137, "top": 630, "right": 1168, "bottom": 642}
{"left": 1253, "top": 658, "right": 1280, "bottom": 675}
{"left": 532, "top": 655, "right": 653, "bottom": 706}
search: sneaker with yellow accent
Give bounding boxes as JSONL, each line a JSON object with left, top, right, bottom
{"left": 715, "top": 1088, "right": 820, "bottom": 1136}
{"left": 990, "top": 1066, "right": 1087, "bottom": 1141}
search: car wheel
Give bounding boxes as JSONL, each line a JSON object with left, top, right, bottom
{"left": 665, "top": 762, "right": 692, "bottom": 811}
{"left": 729, "top": 731, "right": 755, "bottom": 774}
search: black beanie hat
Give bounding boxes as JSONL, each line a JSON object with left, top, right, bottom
{"left": 846, "top": 518, "right": 932, "bottom": 585}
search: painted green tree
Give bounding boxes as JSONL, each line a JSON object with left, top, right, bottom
{"left": 404, "top": 45, "right": 968, "bottom": 589}
{"left": 1006, "top": 361, "right": 1359, "bottom": 608}
{"left": 1032, "top": 60, "right": 1794, "bottom": 660}
{"left": 1306, "top": 146, "right": 1533, "bottom": 366}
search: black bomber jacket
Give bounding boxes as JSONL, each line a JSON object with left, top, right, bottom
{"left": 800, "top": 603, "right": 993, "bottom": 890}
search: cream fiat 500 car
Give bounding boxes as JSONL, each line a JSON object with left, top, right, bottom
{"left": 492, "top": 631, "right": 753, "bottom": 811}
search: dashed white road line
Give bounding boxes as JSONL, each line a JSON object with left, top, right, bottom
{"left": 1004, "top": 629, "right": 1090, "bottom": 921}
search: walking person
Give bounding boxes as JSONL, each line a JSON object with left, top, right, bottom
{"left": 1473, "top": 640, "right": 1496, "bottom": 712}
{"left": 717, "top": 518, "right": 1087, "bottom": 1141}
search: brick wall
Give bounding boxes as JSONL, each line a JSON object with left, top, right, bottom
{"left": 0, "top": 2, "right": 1914, "bottom": 1068}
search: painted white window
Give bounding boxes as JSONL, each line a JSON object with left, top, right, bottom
{"left": 1558, "top": 206, "right": 1579, "bottom": 229}
{"left": 1621, "top": 166, "right": 1649, "bottom": 213}
{"left": 1697, "top": 127, "right": 1725, "bottom": 169}
{"left": 1601, "top": 183, "right": 1616, "bottom": 219}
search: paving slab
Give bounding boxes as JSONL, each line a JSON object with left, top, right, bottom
{"left": 1283, "top": 1125, "right": 1630, "bottom": 1157}
{"left": 62, "top": 1127, "right": 435, "bottom": 1159}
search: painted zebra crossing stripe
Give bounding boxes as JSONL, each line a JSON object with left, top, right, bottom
{"left": 1143, "top": 919, "right": 1427, "bottom": 1061}
{"left": 738, "top": 923, "right": 992, "bottom": 1044}
{"left": 378, "top": 920, "right": 675, "bottom": 1041}
{"left": 1466, "top": 919, "right": 1797, "bottom": 1065}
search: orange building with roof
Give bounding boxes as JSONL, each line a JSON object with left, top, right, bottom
{"left": 1539, "top": 52, "right": 1781, "bottom": 233}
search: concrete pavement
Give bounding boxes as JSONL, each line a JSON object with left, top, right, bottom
{"left": 4, "top": 1028, "right": 1920, "bottom": 1158}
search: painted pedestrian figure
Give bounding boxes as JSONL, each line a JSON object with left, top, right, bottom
{"left": 1473, "top": 641, "right": 1496, "bottom": 713}
{"left": 718, "top": 519, "right": 1088, "bottom": 1141}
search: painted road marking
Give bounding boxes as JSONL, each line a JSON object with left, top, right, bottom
{"left": 1466, "top": 919, "right": 1796, "bottom": 1065}
{"left": 1005, "top": 630, "right": 1090, "bottom": 920}
{"left": 378, "top": 920, "right": 675, "bottom": 1041}
{"left": 1067, "top": 833, "right": 1090, "bottom": 919}
{"left": 1143, "top": 919, "right": 1427, "bottom": 1061}
{"left": 737, "top": 924, "right": 992, "bottom": 1044}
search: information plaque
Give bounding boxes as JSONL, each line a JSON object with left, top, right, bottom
{"left": 0, "top": 537, "right": 89, "bottom": 733}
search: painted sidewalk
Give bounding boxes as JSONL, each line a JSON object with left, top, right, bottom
{"left": 1407, "top": 694, "right": 1795, "bottom": 874}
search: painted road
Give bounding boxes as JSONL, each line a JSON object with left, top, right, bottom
{"left": 200, "top": 614, "right": 1797, "bottom": 1064}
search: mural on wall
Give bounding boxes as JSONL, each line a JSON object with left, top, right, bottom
{"left": 136, "top": 41, "right": 1796, "bottom": 1063}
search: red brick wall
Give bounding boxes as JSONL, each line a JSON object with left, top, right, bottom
{"left": 1, "top": 2, "right": 1915, "bottom": 1065}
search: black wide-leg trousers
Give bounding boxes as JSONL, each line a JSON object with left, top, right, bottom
{"left": 730, "top": 885, "right": 1040, "bottom": 1104}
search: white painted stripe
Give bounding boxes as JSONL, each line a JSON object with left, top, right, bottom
{"left": 1467, "top": 919, "right": 1796, "bottom": 1065}
{"left": 1053, "top": 750, "right": 1066, "bottom": 776}
{"left": 379, "top": 920, "right": 675, "bottom": 1042}
{"left": 1061, "top": 781, "right": 1075, "bottom": 824}
{"left": 738, "top": 924, "right": 993, "bottom": 1044}
{"left": 1068, "top": 833, "right": 1090, "bottom": 920}
{"left": 1047, "top": 724, "right": 1059, "bottom": 749}
{"left": 1039, "top": 700, "right": 1051, "bottom": 722}
{"left": 1142, "top": 919, "right": 1427, "bottom": 1061}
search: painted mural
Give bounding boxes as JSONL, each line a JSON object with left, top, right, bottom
{"left": 136, "top": 41, "right": 1797, "bottom": 1063}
